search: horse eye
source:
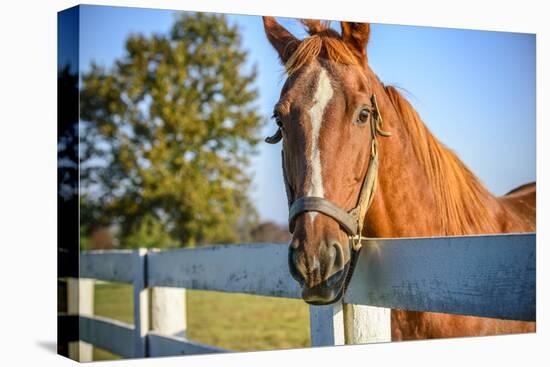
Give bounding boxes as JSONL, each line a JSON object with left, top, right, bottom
{"left": 356, "top": 108, "right": 370, "bottom": 124}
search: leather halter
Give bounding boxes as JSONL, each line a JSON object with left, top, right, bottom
{"left": 266, "top": 94, "right": 391, "bottom": 251}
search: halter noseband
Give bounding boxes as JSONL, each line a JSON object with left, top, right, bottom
{"left": 266, "top": 93, "right": 391, "bottom": 251}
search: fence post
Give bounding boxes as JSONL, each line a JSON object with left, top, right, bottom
{"left": 343, "top": 304, "right": 391, "bottom": 344}
{"left": 149, "top": 248, "right": 188, "bottom": 339}
{"left": 151, "top": 288, "right": 187, "bottom": 338}
{"left": 133, "top": 248, "right": 150, "bottom": 358}
{"left": 309, "top": 301, "right": 345, "bottom": 347}
{"left": 67, "top": 277, "right": 94, "bottom": 361}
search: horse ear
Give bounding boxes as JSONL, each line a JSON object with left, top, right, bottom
{"left": 263, "top": 16, "right": 300, "bottom": 64}
{"left": 340, "top": 22, "right": 371, "bottom": 62}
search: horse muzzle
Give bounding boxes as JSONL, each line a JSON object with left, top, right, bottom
{"left": 288, "top": 243, "right": 351, "bottom": 305}
{"left": 300, "top": 264, "right": 350, "bottom": 305}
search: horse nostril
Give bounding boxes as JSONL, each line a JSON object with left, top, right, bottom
{"left": 331, "top": 241, "right": 345, "bottom": 271}
{"left": 288, "top": 245, "right": 305, "bottom": 285}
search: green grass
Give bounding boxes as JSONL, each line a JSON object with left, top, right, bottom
{"left": 92, "top": 282, "right": 310, "bottom": 360}
{"left": 186, "top": 289, "right": 310, "bottom": 351}
{"left": 92, "top": 282, "right": 133, "bottom": 360}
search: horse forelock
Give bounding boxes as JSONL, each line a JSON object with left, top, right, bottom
{"left": 284, "top": 33, "right": 360, "bottom": 77}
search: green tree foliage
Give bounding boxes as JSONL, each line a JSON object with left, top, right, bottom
{"left": 80, "top": 12, "right": 262, "bottom": 248}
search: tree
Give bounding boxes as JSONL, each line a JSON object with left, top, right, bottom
{"left": 250, "top": 222, "right": 291, "bottom": 243}
{"left": 80, "top": 12, "right": 263, "bottom": 248}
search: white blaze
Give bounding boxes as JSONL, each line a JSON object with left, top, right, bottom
{"left": 307, "top": 68, "right": 333, "bottom": 221}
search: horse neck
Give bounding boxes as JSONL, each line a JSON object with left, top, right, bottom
{"left": 363, "top": 79, "right": 502, "bottom": 238}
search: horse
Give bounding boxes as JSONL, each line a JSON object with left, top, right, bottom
{"left": 262, "top": 17, "right": 535, "bottom": 340}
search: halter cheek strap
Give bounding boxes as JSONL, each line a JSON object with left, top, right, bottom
{"left": 281, "top": 150, "right": 294, "bottom": 208}
{"left": 265, "top": 93, "right": 391, "bottom": 251}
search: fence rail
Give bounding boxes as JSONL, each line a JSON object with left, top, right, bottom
{"left": 345, "top": 234, "right": 536, "bottom": 321}
{"left": 147, "top": 243, "right": 301, "bottom": 298}
{"left": 79, "top": 250, "right": 135, "bottom": 284}
{"left": 79, "top": 315, "right": 135, "bottom": 358}
{"left": 59, "top": 232, "right": 536, "bottom": 360}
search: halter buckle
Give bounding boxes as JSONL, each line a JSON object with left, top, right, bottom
{"left": 350, "top": 233, "right": 363, "bottom": 251}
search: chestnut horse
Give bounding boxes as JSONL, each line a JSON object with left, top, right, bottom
{"left": 262, "top": 17, "right": 535, "bottom": 340}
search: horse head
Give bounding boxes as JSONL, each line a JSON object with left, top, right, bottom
{"left": 263, "top": 17, "right": 389, "bottom": 305}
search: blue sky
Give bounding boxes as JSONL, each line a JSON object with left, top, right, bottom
{"left": 76, "top": 5, "right": 536, "bottom": 225}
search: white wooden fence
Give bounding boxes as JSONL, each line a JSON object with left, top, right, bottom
{"left": 59, "top": 233, "right": 535, "bottom": 361}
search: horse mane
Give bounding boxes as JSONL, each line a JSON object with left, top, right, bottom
{"left": 284, "top": 25, "right": 360, "bottom": 76}
{"left": 384, "top": 86, "right": 499, "bottom": 235}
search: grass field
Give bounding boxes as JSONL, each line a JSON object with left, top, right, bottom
{"left": 92, "top": 282, "right": 310, "bottom": 360}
